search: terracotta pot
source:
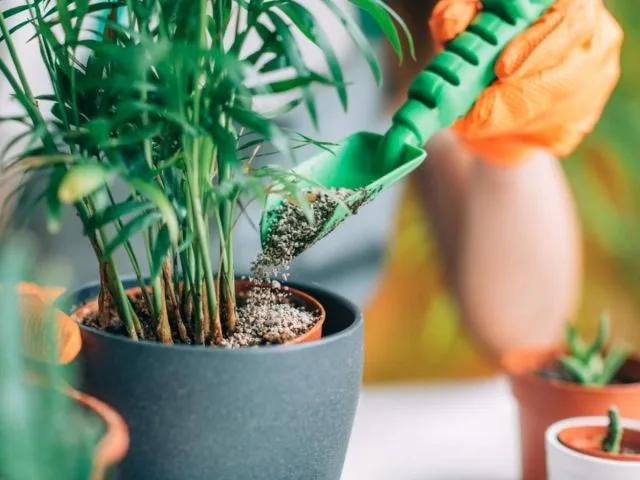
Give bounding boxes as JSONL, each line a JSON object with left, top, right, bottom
{"left": 501, "top": 347, "right": 640, "bottom": 480}
{"left": 67, "top": 387, "right": 129, "bottom": 480}
{"left": 546, "top": 416, "right": 640, "bottom": 480}
{"left": 73, "top": 279, "right": 326, "bottom": 345}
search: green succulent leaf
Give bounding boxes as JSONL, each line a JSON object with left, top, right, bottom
{"left": 597, "top": 347, "right": 631, "bottom": 386}
{"left": 585, "top": 312, "right": 611, "bottom": 361}
{"left": 559, "top": 355, "right": 593, "bottom": 385}
{"left": 566, "top": 323, "right": 589, "bottom": 363}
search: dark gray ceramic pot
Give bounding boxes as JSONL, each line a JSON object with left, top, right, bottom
{"left": 63, "top": 278, "right": 363, "bottom": 480}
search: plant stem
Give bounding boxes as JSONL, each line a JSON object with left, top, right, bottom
{"left": 155, "top": 275, "right": 173, "bottom": 344}
{"left": 163, "top": 259, "right": 190, "bottom": 343}
{"left": 190, "top": 184, "right": 220, "bottom": 342}
{"left": 97, "top": 260, "right": 114, "bottom": 330}
{"left": 92, "top": 223, "right": 143, "bottom": 338}
{"left": 192, "top": 248, "right": 204, "bottom": 344}
{"left": 215, "top": 201, "right": 236, "bottom": 333}
{"left": 106, "top": 188, "right": 155, "bottom": 314}
{"left": 89, "top": 235, "right": 140, "bottom": 339}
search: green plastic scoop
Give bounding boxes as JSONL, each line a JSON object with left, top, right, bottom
{"left": 260, "top": 0, "right": 554, "bottom": 253}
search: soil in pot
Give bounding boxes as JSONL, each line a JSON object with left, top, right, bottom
{"left": 77, "top": 280, "right": 325, "bottom": 347}
{"left": 558, "top": 425, "right": 640, "bottom": 460}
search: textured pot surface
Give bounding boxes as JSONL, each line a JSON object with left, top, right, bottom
{"left": 66, "top": 279, "right": 363, "bottom": 480}
{"left": 502, "top": 347, "right": 640, "bottom": 480}
{"left": 546, "top": 416, "right": 640, "bottom": 480}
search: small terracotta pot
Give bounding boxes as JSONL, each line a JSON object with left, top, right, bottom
{"left": 558, "top": 424, "right": 640, "bottom": 461}
{"left": 67, "top": 387, "right": 129, "bottom": 480}
{"left": 546, "top": 416, "right": 640, "bottom": 480}
{"left": 73, "top": 279, "right": 326, "bottom": 345}
{"left": 502, "top": 347, "right": 640, "bottom": 480}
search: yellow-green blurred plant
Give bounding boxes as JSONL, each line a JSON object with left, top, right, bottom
{"left": 564, "top": 1, "right": 640, "bottom": 289}
{"left": 0, "top": 238, "right": 102, "bottom": 480}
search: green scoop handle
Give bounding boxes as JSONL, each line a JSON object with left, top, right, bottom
{"left": 260, "top": 0, "right": 554, "bottom": 251}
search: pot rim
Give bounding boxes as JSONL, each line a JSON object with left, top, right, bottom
{"left": 557, "top": 424, "right": 640, "bottom": 462}
{"left": 547, "top": 416, "right": 640, "bottom": 466}
{"left": 64, "top": 277, "right": 361, "bottom": 355}
{"left": 501, "top": 346, "right": 640, "bottom": 393}
{"left": 67, "top": 386, "right": 129, "bottom": 478}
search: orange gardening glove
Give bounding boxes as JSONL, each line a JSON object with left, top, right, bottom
{"left": 429, "top": 0, "right": 623, "bottom": 166}
{"left": 15, "top": 283, "right": 81, "bottom": 365}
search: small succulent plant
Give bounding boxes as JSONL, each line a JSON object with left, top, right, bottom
{"left": 559, "top": 313, "right": 631, "bottom": 386}
{"left": 602, "top": 405, "right": 623, "bottom": 454}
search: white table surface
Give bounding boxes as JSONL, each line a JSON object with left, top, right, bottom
{"left": 342, "top": 377, "right": 521, "bottom": 480}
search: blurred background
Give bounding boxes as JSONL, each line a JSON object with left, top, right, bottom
{"left": 1, "top": 0, "right": 639, "bottom": 384}
{"left": 560, "top": 1, "right": 640, "bottom": 344}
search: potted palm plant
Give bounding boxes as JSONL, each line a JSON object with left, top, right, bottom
{"left": 0, "top": 238, "right": 128, "bottom": 480}
{"left": 546, "top": 406, "right": 640, "bottom": 480}
{"left": 0, "top": 1, "right": 411, "bottom": 478}
{"left": 502, "top": 314, "right": 640, "bottom": 480}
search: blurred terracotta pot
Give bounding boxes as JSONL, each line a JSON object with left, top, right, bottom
{"left": 502, "top": 347, "right": 640, "bottom": 480}
{"left": 68, "top": 387, "right": 129, "bottom": 480}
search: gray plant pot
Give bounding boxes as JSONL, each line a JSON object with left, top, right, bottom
{"left": 63, "top": 278, "right": 363, "bottom": 480}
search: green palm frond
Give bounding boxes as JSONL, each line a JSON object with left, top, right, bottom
{"left": 0, "top": 0, "right": 412, "bottom": 343}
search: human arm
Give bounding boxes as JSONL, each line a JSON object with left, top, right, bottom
{"left": 386, "top": 0, "right": 621, "bottom": 357}
{"left": 417, "top": 132, "right": 581, "bottom": 356}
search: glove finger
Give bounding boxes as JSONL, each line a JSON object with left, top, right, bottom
{"left": 460, "top": 5, "right": 620, "bottom": 136}
{"left": 532, "top": 4, "right": 623, "bottom": 141}
{"left": 429, "top": 0, "right": 481, "bottom": 47}
{"left": 456, "top": 50, "right": 620, "bottom": 160}
{"left": 547, "top": 49, "right": 622, "bottom": 156}
{"left": 456, "top": 54, "right": 598, "bottom": 141}
{"left": 496, "top": 0, "right": 596, "bottom": 79}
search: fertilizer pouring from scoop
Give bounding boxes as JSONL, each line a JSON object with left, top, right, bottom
{"left": 260, "top": 0, "right": 555, "bottom": 256}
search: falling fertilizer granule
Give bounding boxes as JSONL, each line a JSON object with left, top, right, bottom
{"left": 220, "top": 188, "right": 356, "bottom": 347}
{"left": 252, "top": 187, "right": 356, "bottom": 280}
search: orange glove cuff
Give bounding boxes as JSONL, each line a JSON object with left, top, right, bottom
{"left": 429, "top": 0, "right": 623, "bottom": 166}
